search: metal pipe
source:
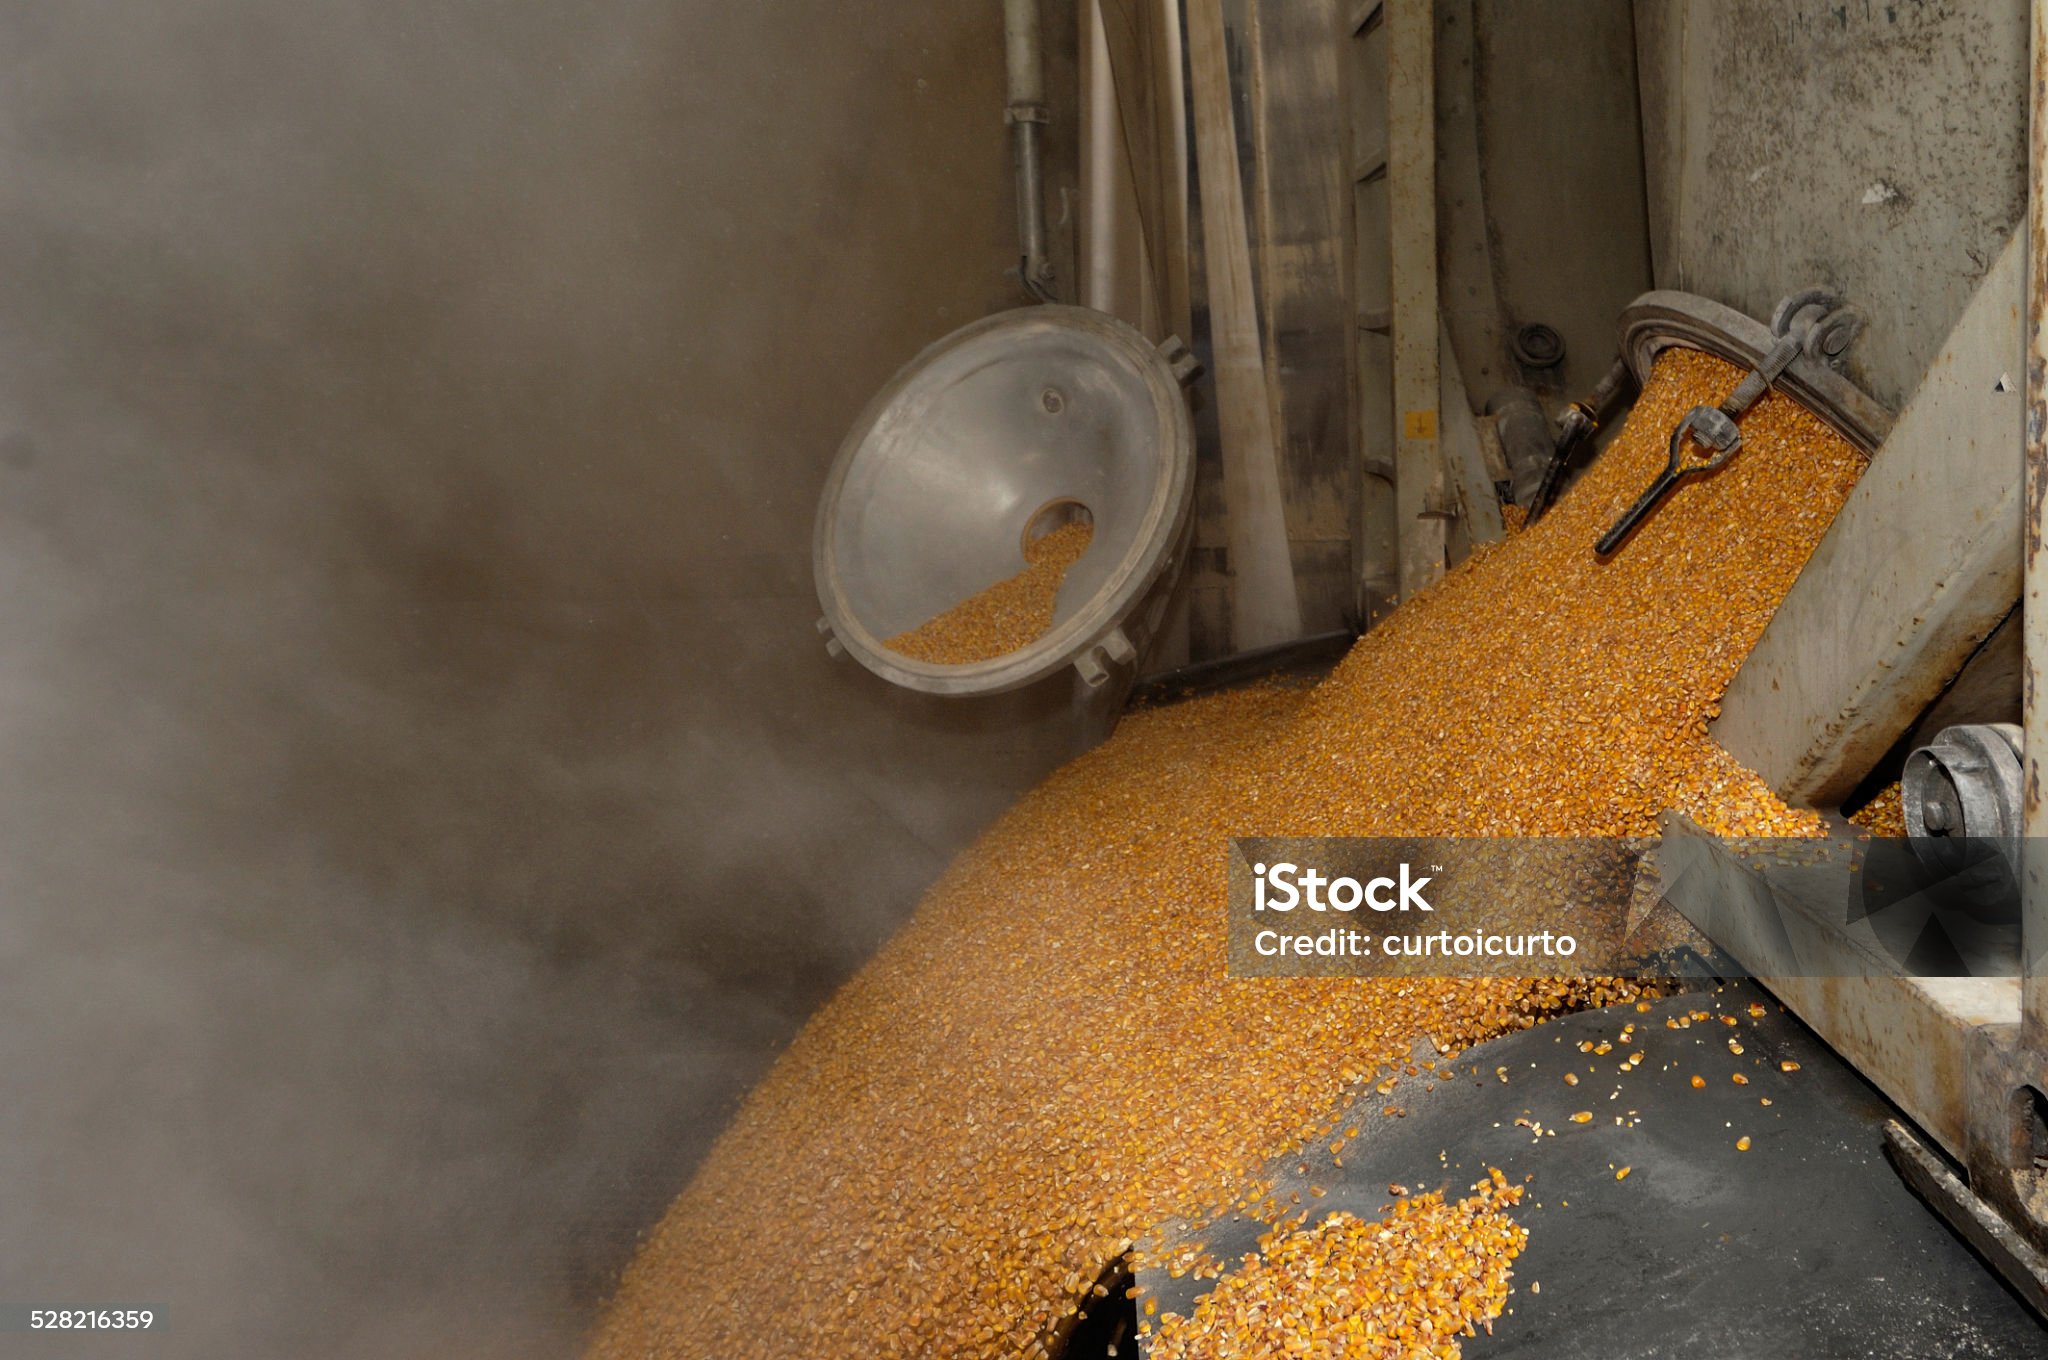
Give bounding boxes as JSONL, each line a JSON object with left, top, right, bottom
{"left": 1005, "top": 0, "right": 1056, "bottom": 301}
{"left": 1525, "top": 357, "right": 1634, "bottom": 524}
{"left": 1004, "top": 0, "right": 1045, "bottom": 105}
{"left": 1080, "top": 0, "right": 1117, "bottom": 313}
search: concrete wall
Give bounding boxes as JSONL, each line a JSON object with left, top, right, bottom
{"left": 0, "top": 4, "right": 1083, "bottom": 1356}
{"left": 1439, "top": 0, "right": 1655, "bottom": 410}
{"left": 1635, "top": 0, "right": 2028, "bottom": 410}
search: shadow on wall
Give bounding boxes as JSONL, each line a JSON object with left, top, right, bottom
{"left": 0, "top": 2, "right": 1080, "bottom": 1355}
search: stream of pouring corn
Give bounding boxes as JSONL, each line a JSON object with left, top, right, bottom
{"left": 588, "top": 348, "right": 1866, "bottom": 1359}
{"left": 887, "top": 520, "right": 1096, "bottom": 664}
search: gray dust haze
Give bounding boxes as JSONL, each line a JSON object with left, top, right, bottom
{"left": 0, "top": 4, "right": 1084, "bottom": 1355}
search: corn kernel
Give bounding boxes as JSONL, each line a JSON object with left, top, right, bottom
{"left": 588, "top": 350, "right": 1866, "bottom": 1360}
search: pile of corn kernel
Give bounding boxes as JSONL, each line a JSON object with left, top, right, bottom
{"left": 886, "top": 520, "right": 1095, "bottom": 663}
{"left": 1149, "top": 1173, "right": 1528, "bottom": 1360}
{"left": 1851, "top": 781, "right": 1907, "bottom": 837}
{"left": 588, "top": 349, "right": 1866, "bottom": 1360}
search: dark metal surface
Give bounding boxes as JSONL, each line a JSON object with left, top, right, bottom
{"left": 1594, "top": 408, "right": 1740, "bottom": 556}
{"left": 1128, "top": 629, "right": 1356, "bottom": 706}
{"left": 1887, "top": 1118, "right": 2048, "bottom": 1317}
{"left": 1511, "top": 322, "right": 1566, "bottom": 371}
{"left": 1135, "top": 988, "right": 2047, "bottom": 1358}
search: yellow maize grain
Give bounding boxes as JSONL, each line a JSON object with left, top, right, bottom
{"left": 587, "top": 349, "right": 1865, "bottom": 1360}
{"left": 885, "top": 521, "right": 1094, "bottom": 664}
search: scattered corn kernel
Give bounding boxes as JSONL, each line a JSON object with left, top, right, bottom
{"left": 1849, "top": 781, "right": 1907, "bottom": 837}
{"left": 1150, "top": 1177, "right": 1527, "bottom": 1360}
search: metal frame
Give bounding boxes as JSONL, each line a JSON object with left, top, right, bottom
{"left": 1656, "top": 802, "right": 2048, "bottom": 1301}
{"left": 1655, "top": 3, "right": 2048, "bottom": 1299}
{"left": 1384, "top": 0, "right": 1445, "bottom": 602}
{"left": 1710, "top": 235, "right": 2024, "bottom": 810}
{"left": 2023, "top": 0, "right": 2048, "bottom": 1068}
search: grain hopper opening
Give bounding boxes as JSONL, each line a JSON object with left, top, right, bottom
{"left": 1023, "top": 496, "right": 1095, "bottom": 553}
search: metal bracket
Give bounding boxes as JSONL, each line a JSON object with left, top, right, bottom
{"left": 1773, "top": 287, "right": 1867, "bottom": 369}
{"left": 1074, "top": 626, "right": 1137, "bottom": 688}
{"left": 1653, "top": 812, "right": 2048, "bottom": 1293}
{"left": 1617, "top": 290, "right": 1893, "bottom": 454}
{"left": 816, "top": 616, "right": 846, "bottom": 660}
{"left": 1158, "top": 335, "right": 1204, "bottom": 388}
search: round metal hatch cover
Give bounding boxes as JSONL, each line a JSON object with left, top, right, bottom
{"left": 813, "top": 305, "right": 1195, "bottom": 696}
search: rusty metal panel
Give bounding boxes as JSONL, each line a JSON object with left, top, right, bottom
{"left": 1386, "top": 0, "right": 1445, "bottom": 599}
{"left": 1714, "top": 233, "right": 2025, "bottom": 808}
{"left": 2024, "top": 0, "right": 2048, "bottom": 1049}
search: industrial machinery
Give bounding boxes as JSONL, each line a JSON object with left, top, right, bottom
{"left": 1593, "top": 288, "right": 1886, "bottom": 554}
{"left": 1531, "top": 289, "right": 1886, "bottom": 529}
{"left": 1103, "top": 287, "right": 2048, "bottom": 1353}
